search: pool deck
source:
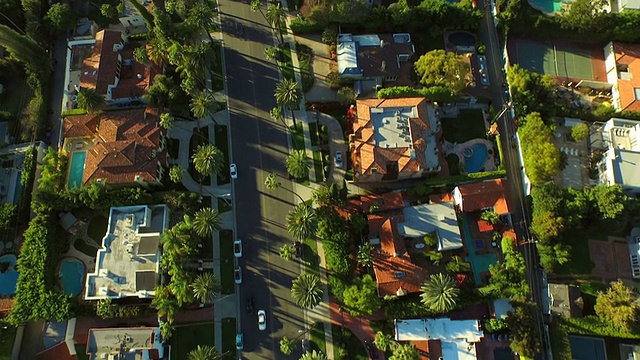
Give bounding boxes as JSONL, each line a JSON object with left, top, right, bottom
{"left": 443, "top": 138, "right": 498, "bottom": 173}
{"left": 460, "top": 213, "right": 500, "bottom": 285}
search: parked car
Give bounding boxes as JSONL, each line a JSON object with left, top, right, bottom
{"left": 234, "top": 239, "right": 242, "bottom": 258}
{"left": 335, "top": 151, "right": 343, "bottom": 168}
{"left": 258, "top": 310, "right": 267, "bottom": 331}
{"left": 230, "top": 163, "right": 238, "bottom": 179}
{"left": 234, "top": 266, "right": 242, "bottom": 284}
{"left": 246, "top": 297, "right": 254, "bottom": 313}
{"left": 235, "top": 333, "right": 244, "bottom": 350}
{"left": 364, "top": 340, "right": 378, "bottom": 359}
{"left": 301, "top": 339, "right": 310, "bottom": 354}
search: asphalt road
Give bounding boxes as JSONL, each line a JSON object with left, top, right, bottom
{"left": 219, "top": 1, "right": 307, "bottom": 359}
{"left": 478, "top": 1, "right": 549, "bottom": 358}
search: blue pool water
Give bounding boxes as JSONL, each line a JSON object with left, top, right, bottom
{"left": 528, "top": 0, "right": 563, "bottom": 13}
{"left": 0, "top": 254, "right": 19, "bottom": 296}
{"left": 67, "top": 151, "right": 86, "bottom": 189}
{"left": 59, "top": 259, "right": 86, "bottom": 296}
{"left": 460, "top": 214, "right": 498, "bottom": 285}
{"left": 464, "top": 143, "right": 489, "bottom": 173}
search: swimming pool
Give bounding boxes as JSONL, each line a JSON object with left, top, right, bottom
{"left": 448, "top": 32, "right": 475, "bottom": 47}
{"left": 59, "top": 258, "right": 86, "bottom": 296}
{"left": 460, "top": 214, "right": 498, "bottom": 285}
{"left": 464, "top": 143, "right": 488, "bottom": 173}
{"left": 528, "top": 0, "right": 563, "bottom": 13}
{"left": 67, "top": 151, "right": 86, "bottom": 189}
{"left": 0, "top": 254, "right": 19, "bottom": 296}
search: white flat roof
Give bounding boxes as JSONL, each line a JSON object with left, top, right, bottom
{"left": 370, "top": 106, "right": 416, "bottom": 149}
{"left": 337, "top": 34, "right": 358, "bottom": 76}
{"left": 395, "top": 318, "right": 483, "bottom": 342}
{"left": 398, "top": 202, "right": 462, "bottom": 250}
{"left": 611, "top": 150, "right": 640, "bottom": 189}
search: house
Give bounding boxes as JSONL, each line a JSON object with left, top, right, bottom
{"left": 547, "top": 283, "right": 582, "bottom": 318}
{"left": 610, "top": 0, "right": 640, "bottom": 12}
{"left": 452, "top": 178, "right": 510, "bottom": 216}
{"left": 337, "top": 33, "right": 414, "bottom": 94}
{"left": 395, "top": 318, "right": 484, "bottom": 360}
{"left": 604, "top": 42, "right": 640, "bottom": 112}
{"left": 371, "top": 218, "right": 429, "bottom": 297}
{"left": 86, "top": 326, "right": 169, "bottom": 360}
{"left": 0, "top": 142, "right": 47, "bottom": 205}
{"left": 63, "top": 108, "right": 167, "bottom": 188}
{"left": 84, "top": 205, "right": 168, "bottom": 300}
{"left": 35, "top": 319, "right": 77, "bottom": 360}
{"left": 119, "top": 0, "right": 150, "bottom": 32}
{"left": 398, "top": 202, "right": 463, "bottom": 251}
{"left": 595, "top": 117, "right": 640, "bottom": 195}
{"left": 350, "top": 98, "right": 443, "bottom": 182}
{"left": 79, "top": 29, "right": 159, "bottom": 105}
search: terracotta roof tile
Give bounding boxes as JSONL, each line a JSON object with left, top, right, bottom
{"left": 429, "top": 193, "right": 454, "bottom": 204}
{"left": 371, "top": 219, "right": 428, "bottom": 297}
{"left": 353, "top": 97, "right": 440, "bottom": 178}
{"left": 66, "top": 108, "right": 166, "bottom": 186}
{"left": 455, "top": 179, "right": 510, "bottom": 214}
{"left": 63, "top": 114, "right": 99, "bottom": 138}
{"left": 80, "top": 30, "right": 123, "bottom": 94}
{"left": 477, "top": 220, "right": 494, "bottom": 233}
{"left": 612, "top": 42, "right": 640, "bottom": 111}
{"left": 360, "top": 192, "right": 405, "bottom": 213}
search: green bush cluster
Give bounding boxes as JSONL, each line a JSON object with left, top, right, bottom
{"left": 377, "top": 86, "right": 458, "bottom": 102}
{"left": 406, "top": 170, "right": 506, "bottom": 196}
{"left": 382, "top": 295, "right": 432, "bottom": 319}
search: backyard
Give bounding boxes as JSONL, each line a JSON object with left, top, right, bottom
{"left": 554, "top": 225, "right": 626, "bottom": 276}
{"left": 170, "top": 322, "right": 215, "bottom": 359}
{"left": 440, "top": 109, "right": 487, "bottom": 144}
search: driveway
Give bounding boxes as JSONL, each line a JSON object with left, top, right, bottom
{"left": 316, "top": 111, "right": 346, "bottom": 184}
{"left": 294, "top": 34, "right": 337, "bottom": 103}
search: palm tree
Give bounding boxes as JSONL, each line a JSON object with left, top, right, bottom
{"left": 191, "top": 272, "right": 219, "bottom": 303}
{"left": 169, "top": 270, "right": 194, "bottom": 307}
{"left": 356, "top": 243, "right": 374, "bottom": 269}
{"left": 193, "top": 208, "right": 222, "bottom": 238}
{"left": 147, "top": 36, "right": 169, "bottom": 66}
{"left": 274, "top": 79, "right": 301, "bottom": 127}
{"left": 279, "top": 244, "right": 296, "bottom": 261}
{"left": 192, "top": 144, "right": 224, "bottom": 177}
{"left": 187, "top": 345, "right": 222, "bottom": 360}
{"left": 169, "top": 166, "right": 183, "bottom": 183}
{"left": 374, "top": 331, "right": 396, "bottom": 352}
{"left": 190, "top": 89, "right": 218, "bottom": 121}
{"left": 77, "top": 88, "right": 105, "bottom": 114}
{"left": 300, "top": 350, "right": 328, "bottom": 360}
{"left": 188, "top": 3, "right": 216, "bottom": 44}
{"left": 264, "top": 46, "right": 279, "bottom": 62}
{"left": 286, "top": 203, "right": 316, "bottom": 240}
{"left": 291, "top": 273, "right": 323, "bottom": 309}
{"left": 152, "top": 286, "right": 179, "bottom": 323}
{"left": 160, "top": 112, "right": 174, "bottom": 129}
{"left": 264, "top": 172, "right": 305, "bottom": 203}
{"left": 251, "top": 0, "right": 278, "bottom": 39}
{"left": 420, "top": 273, "right": 460, "bottom": 313}
{"left": 286, "top": 150, "right": 310, "bottom": 179}
{"left": 270, "top": 106, "right": 289, "bottom": 129}
{"left": 266, "top": 3, "right": 286, "bottom": 44}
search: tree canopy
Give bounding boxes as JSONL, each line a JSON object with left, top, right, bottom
{"left": 506, "top": 301, "right": 542, "bottom": 358}
{"left": 45, "top": 3, "right": 76, "bottom": 33}
{"left": 414, "top": 50, "right": 470, "bottom": 93}
{"left": 595, "top": 280, "right": 640, "bottom": 332}
{"left": 342, "top": 274, "right": 381, "bottom": 316}
{"left": 519, "top": 112, "right": 562, "bottom": 184}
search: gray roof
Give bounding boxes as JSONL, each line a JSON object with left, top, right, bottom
{"left": 612, "top": 149, "right": 640, "bottom": 189}
{"left": 135, "top": 271, "right": 157, "bottom": 292}
{"left": 397, "top": 202, "right": 462, "bottom": 251}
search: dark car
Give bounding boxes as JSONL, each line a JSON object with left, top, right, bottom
{"left": 246, "top": 297, "right": 254, "bottom": 313}
{"left": 364, "top": 340, "right": 378, "bottom": 359}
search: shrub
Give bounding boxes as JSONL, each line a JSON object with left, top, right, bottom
{"left": 383, "top": 295, "right": 431, "bottom": 319}
{"left": 377, "top": 86, "right": 458, "bottom": 102}
{"left": 483, "top": 318, "right": 508, "bottom": 333}
{"left": 423, "top": 232, "right": 438, "bottom": 247}
{"left": 289, "top": 16, "right": 322, "bottom": 34}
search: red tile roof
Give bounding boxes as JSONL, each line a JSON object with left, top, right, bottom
{"left": 352, "top": 98, "right": 438, "bottom": 178}
{"left": 65, "top": 108, "right": 166, "bottom": 186}
{"left": 63, "top": 114, "right": 98, "bottom": 138}
{"left": 429, "top": 193, "right": 453, "bottom": 204}
{"left": 35, "top": 342, "right": 75, "bottom": 360}
{"left": 455, "top": 179, "right": 509, "bottom": 214}
{"left": 80, "top": 30, "right": 123, "bottom": 94}
{"left": 477, "top": 220, "right": 494, "bottom": 233}
{"left": 80, "top": 30, "right": 160, "bottom": 100}
{"left": 611, "top": 42, "right": 640, "bottom": 112}
{"left": 372, "top": 219, "right": 429, "bottom": 297}
{"left": 360, "top": 192, "right": 405, "bottom": 213}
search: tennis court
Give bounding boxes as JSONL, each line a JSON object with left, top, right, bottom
{"left": 516, "top": 41, "right": 594, "bottom": 79}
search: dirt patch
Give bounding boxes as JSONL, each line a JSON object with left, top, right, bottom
{"left": 588, "top": 239, "right": 632, "bottom": 283}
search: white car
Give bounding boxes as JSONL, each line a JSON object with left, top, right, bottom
{"left": 230, "top": 163, "right": 238, "bottom": 179}
{"left": 234, "top": 266, "right": 242, "bottom": 284}
{"left": 234, "top": 239, "right": 242, "bottom": 258}
{"left": 257, "top": 309, "right": 266, "bottom": 331}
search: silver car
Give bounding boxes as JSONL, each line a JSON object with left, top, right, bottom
{"left": 258, "top": 309, "right": 266, "bottom": 331}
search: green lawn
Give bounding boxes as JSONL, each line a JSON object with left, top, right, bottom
{"left": 295, "top": 42, "right": 314, "bottom": 93}
{"left": 290, "top": 122, "right": 305, "bottom": 151}
{"left": 221, "top": 318, "right": 237, "bottom": 359}
{"left": 73, "top": 238, "right": 99, "bottom": 257}
{"left": 312, "top": 151, "right": 324, "bottom": 182}
{"left": 278, "top": 43, "right": 295, "bottom": 81}
{"left": 308, "top": 122, "right": 319, "bottom": 146}
{"left": 215, "top": 125, "right": 230, "bottom": 185}
{"left": 303, "top": 237, "right": 320, "bottom": 277}
{"left": 0, "top": 77, "right": 32, "bottom": 119}
{"left": 210, "top": 42, "right": 224, "bottom": 92}
{"left": 441, "top": 109, "right": 487, "bottom": 143}
{"left": 555, "top": 229, "right": 601, "bottom": 275}
{"left": 0, "top": 325, "right": 16, "bottom": 360}
{"left": 170, "top": 322, "right": 215, "bottom": 359}
{"left": 309, "top": 322, "right": 326, "bottom": 355}
{"left": 189, "top": 126, "right": 211, "bottom": 186}
{"left": 87, "top": 215, "right": 108, "bottom": 242}
{"left": 219, "top": 229, "right": 235, "bottom": 294}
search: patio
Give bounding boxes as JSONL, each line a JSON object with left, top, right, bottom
{"left": 551, "top": 118, "right": 590, "bottom": 189}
